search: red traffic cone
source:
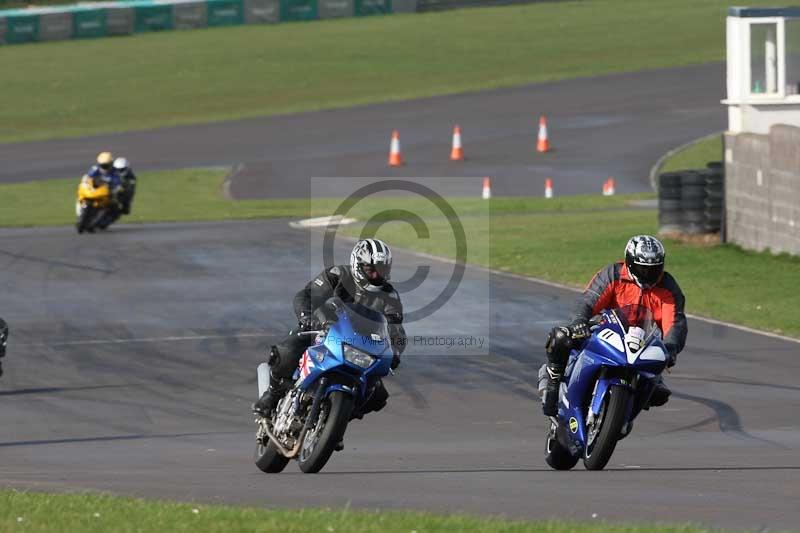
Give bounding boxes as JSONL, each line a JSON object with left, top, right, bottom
{"left": 544, "top": 178, "right": 554, "bottom": 198}
{"left": 388, "top": 130, "right": 403, "bottom": 167}
{"left": 537, "top": 116, "right": 551, "bottom": 153}
{"left": 603, "top": 177, "right": 616, "bottom": 196}
{"left": 482, "top": 177, "right": 492, "bottom": 200}
{"left": 450, "top": 125, "right": 464, "bottom": 161}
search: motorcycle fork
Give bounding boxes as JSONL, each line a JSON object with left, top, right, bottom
{"left": 587, "top": 368, "right": 638, "bottom": 427}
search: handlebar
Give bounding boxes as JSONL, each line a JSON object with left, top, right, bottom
{"left": 297, "top": 330, "right": 325, "bottom": 336}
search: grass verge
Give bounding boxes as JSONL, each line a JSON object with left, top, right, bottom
{"left": 0, "top": 0, "right": 781, "bottom": 143}
{"left": 0, "top": 489, "right": 726, "bottom": 532}
{"left": 2, "top": 170, "right": 798, "bottom": 338}
{"left": 659, "top": 134, "right": 724, "bottom": 173}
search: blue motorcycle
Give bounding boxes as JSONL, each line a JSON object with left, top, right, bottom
{"left": 544, "top": 304, "right": 669, "bottom": 470}
{"left": 254, "top": 298, "right": 394, "bottom": 473}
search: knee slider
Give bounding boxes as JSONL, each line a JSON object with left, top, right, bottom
{"left": 267, "top": 345, "right": 281, "bottom": 366}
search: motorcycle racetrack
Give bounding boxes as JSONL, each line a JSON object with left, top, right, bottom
{"left": 1, "top": 64, "right": 799, "bottom": 530}
{"left": 1, "top": 220, "right": 799, "bottom": 529}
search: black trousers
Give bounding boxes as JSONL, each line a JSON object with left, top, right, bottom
{"left": 269, "top": 329, "right": 315, "bottom": 380}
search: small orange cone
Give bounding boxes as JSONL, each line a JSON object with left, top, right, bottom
{"left": 544, "top": 178, "right": 554, "bottom": 198}
{"left": 537, "top": 116, "right": 551, "bottom": 153}
{"left": 482, "top": 177, "right": 492, "bottom": 200}
{"left": 450, "top": 125, "right": 464, "bottom": 161}
{"left": 603, "top": 177, "right": 616, "bottom": 196}
{"left": 388, "top": 130, "right": 403, "bottom": 167}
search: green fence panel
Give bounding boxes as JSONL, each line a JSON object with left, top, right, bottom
{"left": 206, "top": 0, "right": 243, "bottom": 26}
{"left": 106, "top": 6, "right": 134, "bottom": 35}
{"left": 0, "top": 17, "right": 6, "bottom": 44}
{"left": 134, "top": 3, "right": 173, "bottom": 32}
{"left": 173, "top": 1, "right": 206, "bottom": 29}
{"left": 73, "top": 8, "right": 107, "bottom": 38}
{"left": 318, "top": 0, "right": 351, "bottom": 18}
{"left": 38, "top": 10, "right": 72, "bottom": 40}
{"left": 280, "top": 0, "right": 316, "bottom": 21}
{"left": 244, "top": 0, "right": 278, "bottom": 23}
{"left": 5, "top": 13, "right": 38, "bottom": 43}
{"left": 355, "top": 0, "right": 389, "bottom": 15}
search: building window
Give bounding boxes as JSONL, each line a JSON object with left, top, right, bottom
{"left": 750, "top": 22, "right": 778, "bottom": 94}
{"left": 785, "top": 20, "right": 800, "bottom": 95}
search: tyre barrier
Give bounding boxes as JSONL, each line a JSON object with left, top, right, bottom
{"left": 658, "top": 171, "right": 684, "bottom": 233}
{"left": 658, "top": 162, "right": 724, "bottom": 235}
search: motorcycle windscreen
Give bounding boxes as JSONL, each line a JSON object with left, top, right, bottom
{"left": 609, "top": 304, "right": 659, "bottom": 343}
{"left": 341, "top": 302, "right": 388, "bottom": 336}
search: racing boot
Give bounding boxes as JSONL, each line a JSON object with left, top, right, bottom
{"left": 252, "top": 372, "right": 289, "bottom": 417}
{"left": 644, "top": 376, "right": 671, "bottom": 409}
{"left": 540, "top": 363, "right": 564, "bottom": 417}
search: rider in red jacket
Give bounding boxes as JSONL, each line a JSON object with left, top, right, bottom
{"left": 540, "top": 235, "right": 687, "bottom": 416}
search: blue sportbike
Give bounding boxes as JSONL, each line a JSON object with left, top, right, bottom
{"left": 545, "top": 304, "right": 669, "bottom": 470}
{"left": 254, "top": 298, "right": 394, "bottom": 473}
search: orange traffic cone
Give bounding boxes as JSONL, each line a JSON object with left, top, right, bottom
{"left": 537, "top": 116, "right": 551, "bottom": 153}
{"left": 388, "top": 130, "right": 403, "bottom": 167}
{"left": 603, "top": 177, "right": 616, "bottom": 196}
{"left": 482, "top": 177, "right": 492, "bottom": 200}
{"left": 450, "top": 125, "right": 464, "bottom": 161}
{"left": 544, "top": 178, "right": 554, "bottom": 198}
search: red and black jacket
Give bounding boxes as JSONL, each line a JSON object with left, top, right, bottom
{"left": 574, "top": 262, "right": 687, "bottom": 355}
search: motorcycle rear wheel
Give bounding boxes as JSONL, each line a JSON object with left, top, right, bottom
{"left": 254, "top": 439, "right": 290, "bottom": 473}
{"left": 297, "top": 391, "right": 353, "bottom": 474}
{"left": 583, "top": 385, "right": 630, "bottom": 470}
{"left": 544, "top": 423, "right": 579, "bottom": 470}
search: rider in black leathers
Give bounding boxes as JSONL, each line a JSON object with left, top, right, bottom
{"left": 253, "top": 238, "right": 406, "bottom": 417}
{"left": 0, "top": 318, "right": 8, "bottom": 378}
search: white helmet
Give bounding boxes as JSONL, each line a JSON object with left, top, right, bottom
{"left": 113, "top": 157, "right": 129, "bottom": 171}
{"left": 350, "top": 239, "right": 392, "bottom": 290}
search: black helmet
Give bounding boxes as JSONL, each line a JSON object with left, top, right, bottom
{"left": 625, "top": 235, "right": 665, "bottom": 289}
{"left": 350, "top": 238, "right": 392, "bottom": 291}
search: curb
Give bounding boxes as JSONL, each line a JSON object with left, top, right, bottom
{"left": 648, "top": 131, "right": 723, "bottom": 190}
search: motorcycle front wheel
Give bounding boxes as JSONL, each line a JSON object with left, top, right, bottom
{"left": 297, "top": 391, "right": 353, "bottom": 473}
{"left": 583, "top": 385, "right": 630, "bottom": 470}
{"left": 76, "top": 203, "right": 94, "bottom": 234}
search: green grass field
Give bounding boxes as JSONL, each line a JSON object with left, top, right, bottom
{"left": 660, "top": 134, "right": 723, "bottom": 173}
{"left": 2, "top": 170, "right": 798, "bottom": 337}
{"left": 0, "top": 0, "right": 781, "bottom": 143}
{"left": 0, "top": 490, "right": 728, "bottom": 533}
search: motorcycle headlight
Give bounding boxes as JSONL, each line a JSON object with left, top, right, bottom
{"left": 342, "top": 344, "right": 375, "bottom": 368}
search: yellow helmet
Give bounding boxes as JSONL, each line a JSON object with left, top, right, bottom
{"left": 97, "top": 152, "right": 114, "bottom": 169}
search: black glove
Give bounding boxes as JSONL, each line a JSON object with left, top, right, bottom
{"left": 390, "top": 352, "right": 401, "bottom": 370}
{"left": 298, "top": 312, "right": 322, "bottom": 331}
{"left": 665, "top": 345, "right": 678, "bottom": 368}
{"left": 569, "top": 319, "right": 591, "bottom": 340}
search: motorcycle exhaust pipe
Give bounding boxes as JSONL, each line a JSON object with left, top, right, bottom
{"left": 257, "top": 363, "right": 269, "bottom": 397}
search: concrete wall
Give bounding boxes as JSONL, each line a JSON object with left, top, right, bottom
{"left": 725, "top": 124, "right": 800, "bottom": 255}
{"left": 728, "top": 103, "right": 800, "bottom": 134}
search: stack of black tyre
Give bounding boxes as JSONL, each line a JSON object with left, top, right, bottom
{"left": 657, "top": 171, "right": 683, "bottom": 233}
{"left": 658, "top": 162, "right": 724, "bottom": 234}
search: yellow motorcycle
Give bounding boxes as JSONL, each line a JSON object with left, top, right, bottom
{"left": 75, "top": 176, "right": 112, "bottom": 234}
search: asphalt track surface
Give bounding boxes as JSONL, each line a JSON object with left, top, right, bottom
{"left": 0, "top": 63, "right": 726, "bottom": 198}
{"left": 1, "top": 220, "right": 799, "bottom": 530}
